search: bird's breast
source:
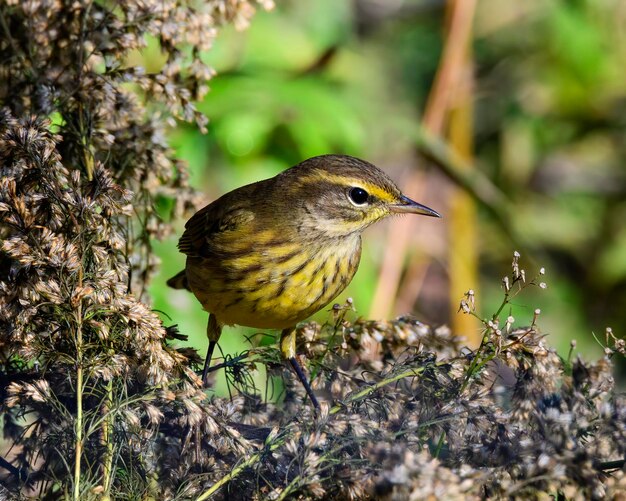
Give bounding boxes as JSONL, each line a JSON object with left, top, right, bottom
{"left": 186, "top": 234, "right": 362, "bottom": 329}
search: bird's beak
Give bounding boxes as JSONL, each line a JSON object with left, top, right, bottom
{"left": 389, "top": 195, "right": 441, "bottom": 217}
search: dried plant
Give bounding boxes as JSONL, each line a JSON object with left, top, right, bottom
{"left": 0, "top": 2, "right": 624, "bottom": 500}
{"left": 179, "top": 255, "right": 625, "bottom": 500}
{"left": 0, "top": 0, "right": 273, "bottom": 498}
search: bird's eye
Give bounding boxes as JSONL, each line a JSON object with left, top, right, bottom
{"left": 348, "top": 187, "right": 369, "bottom": 206}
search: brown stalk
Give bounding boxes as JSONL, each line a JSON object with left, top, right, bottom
{"left": 370, "top": 0, "right": 478, "bottom": 328}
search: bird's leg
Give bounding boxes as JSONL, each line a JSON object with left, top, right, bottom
{"left": 202, "top": 314, "right": 222, "bottom": 386}
{"left": 280, "top": 327, "right": 320, "bottom": 409}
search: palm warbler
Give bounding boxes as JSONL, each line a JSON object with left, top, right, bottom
{"left": 167, "top": 154, "right": 440, "bottom": 407}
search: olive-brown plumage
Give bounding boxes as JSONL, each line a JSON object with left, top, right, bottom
{"left": 168, "top": 154, "right": 440, "bottom": 407}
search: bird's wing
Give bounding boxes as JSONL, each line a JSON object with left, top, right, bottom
{"left": 177, "top": 199, "right": 255, "bottom": 258}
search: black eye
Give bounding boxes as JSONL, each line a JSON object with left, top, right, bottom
{"left": 349, "top": 187, "right": 369, "bottom": 205}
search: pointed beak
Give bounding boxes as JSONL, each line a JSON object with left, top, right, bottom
{"left": 389, "top": 195, "right": 441, "bottom": 217}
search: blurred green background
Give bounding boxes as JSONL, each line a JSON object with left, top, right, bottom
{"left": 150, "top": 0, "right": 626, "bottom": 384}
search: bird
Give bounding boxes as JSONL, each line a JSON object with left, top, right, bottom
{"left": 167, "top": 154, "right": 440, "bottom": 408}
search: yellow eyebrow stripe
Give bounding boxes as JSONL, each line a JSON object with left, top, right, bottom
{"left": 300, "top": 170, "right": 398, "bottom": 203}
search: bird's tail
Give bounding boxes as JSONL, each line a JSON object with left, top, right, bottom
{"left": 166, "top": 270, "right": 190, "bottom": 290}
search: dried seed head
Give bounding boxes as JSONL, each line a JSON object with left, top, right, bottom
{"left": 512, "top": 251, "right": 521, "bottom": 278}
{"left": 459, "top": 299, "right": 471, "bottom": 314}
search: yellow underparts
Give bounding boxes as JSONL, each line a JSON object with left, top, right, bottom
{"left": 188, "top": 234, "right": 361, "bottom": 331}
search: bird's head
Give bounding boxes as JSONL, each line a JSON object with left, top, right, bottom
{"left": 276, "top": 154, "right": 440, "bottom": 239}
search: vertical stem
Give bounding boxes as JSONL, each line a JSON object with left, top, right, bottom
{"left": 102, "top": 378, "right": 114, "bottom": 495}
{"left": 447, "top": 2, "right": 480, "bottom": 346}
{"left": 74, "top": 347, "right": 83, "bottom": 500}
{"left": 73, "top": 270, "right": 84, "bottom": 501}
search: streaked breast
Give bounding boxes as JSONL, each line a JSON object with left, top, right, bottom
{"left": 187, "top": 234, "right": 362, "bottom": 328}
